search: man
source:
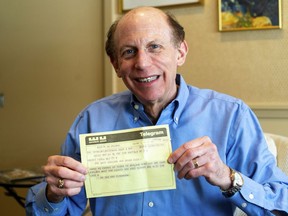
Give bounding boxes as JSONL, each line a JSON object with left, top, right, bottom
{"left": 26, "top": 6, "right": 288, "bottom": 215}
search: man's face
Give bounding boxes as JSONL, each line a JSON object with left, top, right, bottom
{"left": 112, "top": 8, "right": 187, "bottom": 106}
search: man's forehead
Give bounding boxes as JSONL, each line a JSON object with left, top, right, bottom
{"left": 115, "top": 24, "right": 173, "bottom": 47}
{"left": 119, "top": 7, "right": 167, "bottom": 26}
{"left": 123, "top": 7, "right": 166, "bottom": 19}
{"left": 116, "top": 10, "right": 170, "bottom": 36}
{"left": 113, "top": 7, "right": 174, "bottom": 48}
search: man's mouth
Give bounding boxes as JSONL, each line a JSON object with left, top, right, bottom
{"left": 137, "top": 76, "right": 159, "bottom": 83}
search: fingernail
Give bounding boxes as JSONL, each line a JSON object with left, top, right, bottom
{"left": 167, "top": 157, "right": 173, "bottom": 164}
{"left": 82, "top": 168, "right": 88, "bottom": 175}
{"left": 81, "top": 175, "right": 86, "bottom": 181}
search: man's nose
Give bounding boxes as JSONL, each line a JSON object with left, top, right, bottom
{"left": 135, "top": 49, "right": 151, "bottom": 69}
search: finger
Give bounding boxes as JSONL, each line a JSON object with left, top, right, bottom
{"left": 46, "top": 175, "right": 85, "bottom": 189}
{"left": 183, "top": 166, "right": 205, "bottom": 180}
{"left": 47, "top": 155, "right": 87, "bottom": 175}
{"left": 44, "top": 165, "right": 86, "bottom": 183}
{"left": 43, "top": 156, "right": 87, "bottom": 183}
{"left": 168, "top": 136, "right": 210, "bottom": 164}
{"left": 177, "top": 156, "right": 205, "bottom": 179}
{"left": 46, "top": 183, "right": 82, "bottom": 200}
{"left": 171, "top": 137, "right": 212, "bottom": 172}
{"left": 177, "top": 159, "right": 196, "bottom": 179}
{"left": 180, "top": 146, "right": 223, "bottom": 181}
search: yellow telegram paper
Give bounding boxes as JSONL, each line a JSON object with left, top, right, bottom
{"left": 80, "top": 125, "right": 176, "bottom": 198}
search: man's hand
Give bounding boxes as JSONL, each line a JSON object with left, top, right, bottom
{"left": 43, "top": 155, "right": 88, "bottom": 203}
{"left": 168, "top": 136, "right": 232, "bottom": 190}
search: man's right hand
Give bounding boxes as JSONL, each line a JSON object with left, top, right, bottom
{"left": 43, "top": 155, "right": 87, "bottom": 203}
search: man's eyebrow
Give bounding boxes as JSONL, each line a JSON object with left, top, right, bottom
{"left": 119, "top": 45, "right": 137, "bottom": 54}
{"left": 148, "top": 40, "right": 161, "bottom": 44}
{"left": 148, "top": 39, "right": 170, "bottom": 46}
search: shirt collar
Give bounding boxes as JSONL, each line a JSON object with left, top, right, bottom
{"left": 173, "top": 74, "right": 190, "bottom": 124}
{"left": 129, "top": 74, "right": 190, "bottom": 124}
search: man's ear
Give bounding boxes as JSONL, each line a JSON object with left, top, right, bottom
{"left": 177, "top": 40, "right": 188, "bottom": 66}
{"left": 110, "top": 57, "right": 122, "bottom": 78}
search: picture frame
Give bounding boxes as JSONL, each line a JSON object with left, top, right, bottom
{"left": 121, "top": 0, "right": 202, "bottom": 12}
{"left": 218, "top": 0, "right": 282, "bottom": 32}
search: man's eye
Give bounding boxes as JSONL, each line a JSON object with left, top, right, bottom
{"left": 125, "top": 49, "right": 134, "bottom": 54}
{"left": 148, "top": 44, "right": 161, "bottom": 52}
{"left": 122, "top": 49, "right": 135, "bottom": 57}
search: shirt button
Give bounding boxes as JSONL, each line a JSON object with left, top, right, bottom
{"left": 134, "top": 116, "right": 138, "bottom": 121}
{"left": 241, "top": 203, "right": 247, "bottom": 208}
{"left": 134, "top": 104, "right": 139, "bottom": 110}
{"left": 174, "top": 117, "right": 178, "bottom": 123}
{"left": 44, "top": 207, "right": 49, "bottom": 212}
{"left": 249, "top": 193, "right": 254, "bottom": 200}
{"left": 148, "top": 201, "right": 154, "bottom": 207}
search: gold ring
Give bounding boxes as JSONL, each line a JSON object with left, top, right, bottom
{"left": 193, "top": 159, "right": 199, "bottom": 169}
{"left": 58, "top": 178, "right": 64, "bottom": 189}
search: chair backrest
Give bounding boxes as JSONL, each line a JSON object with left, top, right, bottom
{"left": 234, "top": 133, "right": 288, "bottom": 216}
{"left": 265, "top": 133, "right": 288, "bottom": 176}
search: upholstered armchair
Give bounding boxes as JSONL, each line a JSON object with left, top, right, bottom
{"left": 264, "top": 133, "right": 288, "bottom": 175}
{"left": 234, "top": 133, "right": 288, "bottom": 216}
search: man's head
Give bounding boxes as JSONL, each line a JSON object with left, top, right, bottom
{"left": 105, "top": 7, "right": 188, "bottom": 109}
{"left": 105, "top": 7, "right": 186, "bottom": 63}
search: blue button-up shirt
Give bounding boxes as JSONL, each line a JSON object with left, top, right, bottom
{"left": 26, "top": 74, "right": 288, "bottom": 215}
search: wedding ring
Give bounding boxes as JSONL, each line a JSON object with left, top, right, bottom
{"left": 58, "top": 178, "right": 65, "bottom": 189}
{"left": 193, "top": 159, "right": 199, "bottom": 169}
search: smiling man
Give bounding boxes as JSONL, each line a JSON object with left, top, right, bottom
{"left": 26, "top": 7, "right": 288, "bottom": 216}
{"left": 108, "top": 8, "right": 188, "bottom": 123}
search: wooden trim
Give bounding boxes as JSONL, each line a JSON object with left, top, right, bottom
{"left": 251, "top": 105, "right": 288, "bottom": 119}
{"left": 103, "top": 0, "right": 118, "bottom": 96}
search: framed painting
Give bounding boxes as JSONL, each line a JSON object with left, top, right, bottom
{"left": 218, "top": 0, "right": 282, "bottom": 31}
{"left": 121, "top": 0, "right": 202, "bottom": 12}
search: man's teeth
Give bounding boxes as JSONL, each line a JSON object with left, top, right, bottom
{"left": 138, "top": 76, "right": 157, "bottom": 83}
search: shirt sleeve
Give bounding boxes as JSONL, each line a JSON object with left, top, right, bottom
{"left": 26, "top": 181, "right": 88, "bottom": 215}
{"left": 25, "top": 114, "right": 89, "bottom": 215}
{"left": 227, "top": 105, "right": 288, "bottom": 214}
{"left": 230, "top": 175, "right": 288, "bottom": 215}
{"left": 25, "top": 182, "right": 68, "bottom": 216}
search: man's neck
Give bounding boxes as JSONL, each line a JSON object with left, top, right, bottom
{"left": 144, "top": 104, "right": 164, "bottom": 124}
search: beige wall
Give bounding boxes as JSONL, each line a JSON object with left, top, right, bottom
{"left": 112, "top": 1, "right": 288, "bottom": 136}
{"left": 0, "top": 0, "right": 103, "bottom": 214}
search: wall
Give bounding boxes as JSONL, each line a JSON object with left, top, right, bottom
{"left": 0, "top": 0, "right": 104, "bottom": 215}
{"left": 111, "top": 0, "right": 288, "bottom": 136}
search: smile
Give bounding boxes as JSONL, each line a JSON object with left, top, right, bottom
{"left": 137, "top": 76, "right": 159, "bottom": 83}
